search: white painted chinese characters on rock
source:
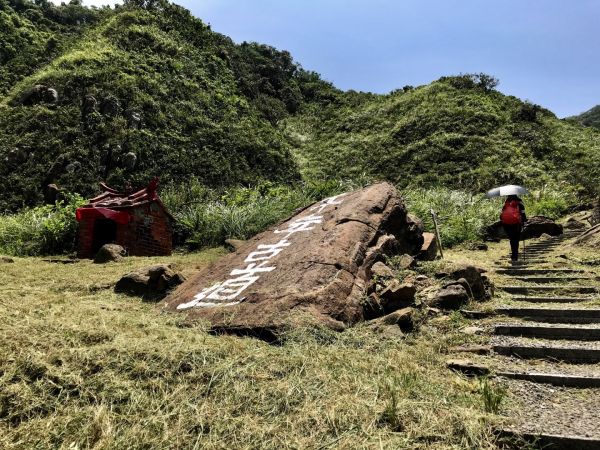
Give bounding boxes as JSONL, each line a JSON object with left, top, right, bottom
{"left": 163, "top": 183, "right": 423, "bottom": 336}
{"left": 176, "top": 194, "right": 344, "bottom": 309}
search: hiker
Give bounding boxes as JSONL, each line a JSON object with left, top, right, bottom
{"left": 500, "top": 195, "right": 527, "bottom": 261}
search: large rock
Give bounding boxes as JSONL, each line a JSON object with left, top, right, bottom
{"left": 163, "top": 183, "right": 424, "bottom": 336}
{"left": 428, "top": 285, "right": 469, "bottom": 310}
{"left": 115, "top": 264, "right": 185, "bottom": 300}
{"left": 521, "top": 216, "right": 563, "bottom": 239}
{"left": 94, "top": 244, "right": 126, "bottom": 263}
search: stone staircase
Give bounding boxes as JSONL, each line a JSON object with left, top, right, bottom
{"left": 489, "top": 230, "right": 600, "bottom": 448}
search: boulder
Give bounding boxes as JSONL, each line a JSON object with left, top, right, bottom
{"left": 367, "top": 307, "right": 415, "bottom": 335}
{"left": 115, "top": 264, "right": 185, "bottom": 300}
{"left": 429, "top": 285, "right": 469, "bottom": 310}
{"left": 449, "top": 265, "right": 489, "bottom": 300}
{"left": 419, "top": 232, "right": 437, "bottom": 260}
{"left": 371, "top": 261, "right": 394, "bottom": 278}
{"left": 444, "top": 278, "right": 472, "bottom": 297}
{"left": 380, "top": 280, "right": 416, "bottom": 313}
{"left": 163, "top": 183, "right": 424, "bottom": 336}
{"left": 521, "top": 216, "right": 563, "bottom": 239}
{"left": 94, "top": 244, "right": 126, "bottom": 263}
{"left": 15, "top": 84, "right": 58, "bottom": 106}
{"left": 564, "top": 217, "right": 588, "bottom": 230}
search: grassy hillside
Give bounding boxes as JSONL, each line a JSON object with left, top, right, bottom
{"left": 568, "top": 104, "right": 600, "bottom": 130}
{"left": 286, "top": 75, "right": 600, "bottom": 196}
{"left": 0, "top": 0, "right": 336, "bottom": 211}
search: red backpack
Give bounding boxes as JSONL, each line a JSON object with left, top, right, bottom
{"left": 501, "top": 200, "right": 522, "bottom": 225}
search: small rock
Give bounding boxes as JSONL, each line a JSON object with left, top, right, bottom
{"left": 1, "top": 256, "right": 15, "bottom": 263}
{"left": 450, "top": 265, "right": 489, "bottom": 300}
{"left": 371, "top": 261, "right": 394, "bottom": 278}
{"left": 380, "top": 280, "right": 416, "bottom": 312}
{"left": 444, "top": 277, "right": 472, "bottom": 297}
{"left": 429, "top": 284, "right": 469, "bottom": 310}
{"left": 122, "top": 152, "right": 137, "bottom": 169}
{"left": 94, "top": 244, "right": 126, "bottom": 263}
{"left": 397, "top": 254, "right": 416, "bottom": 269}
{"left": 115, "top": 264, "right": 185, "bottom": 300}
{"left": 476, "top": 243, "right": 488, "bottom": 251}
{"left": 460, "top": 326, "right": 484, "bottom": 335}
{"left": 367, "top": 307, "right": 415, "bottom": 334}
{"left": 16, "top": 84, "right": 58, "bottom": 106}
{"left": 434, "top": 271, "right": 449, "bottom": 279}
{"left": 446, "top": 359, "right": 490, "bottom": 377}
{"left": 224, "top": 239, "right": 246, "bottom": 252}
{"left": 415, "top": 274, "right": 429, "bottom": 282}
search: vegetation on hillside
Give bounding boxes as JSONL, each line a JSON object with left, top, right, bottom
{"left": 0, "top": 0, "right": 335, "bottom": 211}
{"left": 286, "top": 74, "right": 600, "bottom": 197}
{"left": 568, "top": 104, "right": 600, "bottom": 130}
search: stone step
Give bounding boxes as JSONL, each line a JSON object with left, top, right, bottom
{"left": 511, "top": 276, "right": 593, "bottom": 283}
{"left": 496, "top": 268, "right": 585, "bottom": 275}
{"left": 511, "top": 296, "right": 594, "bottom": 303}
{"left": 496, "top": 307, "right": 600, "bottom": 323}
{"left": 495, "top": 324, "right": 600, "bottom": 340}
{"left": 499, "top": 430, "right": 600, "bottom": 450}
{"left": 500, "top": 285, "right": 598, "bottom": 294}
{"left": 497, "top": 371, "right": 600, "bottom": 388}
{"left": 493, "top": 344, "right": 600, "bottom": 363}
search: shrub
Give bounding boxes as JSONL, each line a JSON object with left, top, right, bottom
{"left": 0, "top": 193, "right": 85, "bottom": 256}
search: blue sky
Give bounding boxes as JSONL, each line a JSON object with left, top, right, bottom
{"left": 58, "top": 0, "right": 599, "bottom": 117}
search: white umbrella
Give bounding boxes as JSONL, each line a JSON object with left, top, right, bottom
{"left": 485, "top": 184, "right": 529, "bottom": 198}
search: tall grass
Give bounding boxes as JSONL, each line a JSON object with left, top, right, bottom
{"left": 0, "top": 180, "right": 578, "bottom": 256}
{"left": 0, "top": 194, "right": 85, "bottom": 256}
{"left": 161, "top": 179, "right": 353, "bottom": 248}
{"left": 403, "top": 184, "right": 576, "bottom": 248}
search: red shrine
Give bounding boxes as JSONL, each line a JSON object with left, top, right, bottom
{"left": 76, "top": 178, "right": 173, "bottom": 258}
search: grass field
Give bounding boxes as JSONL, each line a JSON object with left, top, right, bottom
{"left": 0, "top": 248, "right": 513, "bottom": 449}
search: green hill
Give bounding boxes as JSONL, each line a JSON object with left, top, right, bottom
{"left": 286, "top": 75, "right": 600, "bottom": 195}
{"left": 568, "top": 105, "right": 600, "bottom": 130}
{"left": 0, "top": 0, "right": 335, "bottom": 211}
{"left": 1, "top": 0, "right": 599, "bottom": 213}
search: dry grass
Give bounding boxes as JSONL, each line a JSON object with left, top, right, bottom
{"left": 0, "top": 249, "right": 505, "bottom": 449}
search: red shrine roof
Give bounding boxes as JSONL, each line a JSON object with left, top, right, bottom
{"left": 81, "top": 178, "right": 173, "bottom": 220}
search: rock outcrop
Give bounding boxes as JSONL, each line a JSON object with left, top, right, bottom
{"left": 163, "top": 183, "right": 424, "bottom": 336}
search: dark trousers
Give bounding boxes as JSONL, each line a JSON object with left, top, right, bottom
{"left": 503, "top": 224, "right": 522, "bottom": 260}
